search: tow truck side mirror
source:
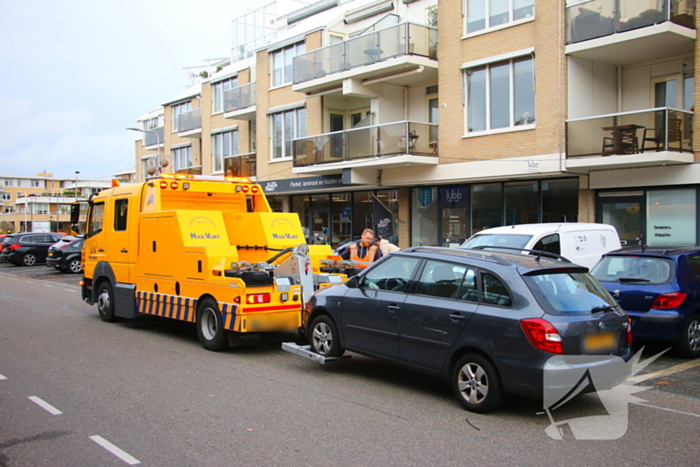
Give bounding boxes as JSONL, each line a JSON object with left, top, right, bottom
{"left": 70, "top": 202, "right": 80, "bottom": 226}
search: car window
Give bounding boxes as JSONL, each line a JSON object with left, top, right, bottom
{"left": 532, "top": 234, "right": 560, "bottom": 256}
{"left": 525, "top": 272, "right": 616, "bottom": 316}
{"left": 416, "top": 260, "right": 467, "bottom": 299}
{"left": 362, "top": 256, "right": 420, "bottom": 292}
{"left": 481, "top": 272, "right": 512, "bottom": 307}
{"left": 591, "top": 256, "right": 674, "bottom": 285}
{"left": 72, "top": 240, "right": 84, "bottom": 249}
{"left": 462, "top": 233, "right": 532, "bottom": 250}
{"left": 686, "top": 255, "right": 700, "bottom": 279}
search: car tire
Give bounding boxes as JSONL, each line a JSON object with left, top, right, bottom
{"left": 22, "top": 254, "right": 36, "bottom": 266}
{"left": 96, "top": 281, "right": 116, "bottom": 322}
{"left": 196, "top": 298, "right": 228, "bottom": 351}
{"left": 452, "top": 353, "right": 504, "bottom": 413}
{"left": 68, "top": 258, "right": 82, "bottom": 274}
{"left": 674, "top": 315, "right": 700, "bottom": 359}
{"left": 309, "top": 314, "right": 344, "bottom": 357}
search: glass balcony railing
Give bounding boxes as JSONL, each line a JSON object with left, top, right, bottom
{"left": 224, "top": 83, "right": 256, "bottom": 112}
{"left": 176, "top": 166, "right": 203, "bottom": 176}
{"left": 566, "top": 107, "right": 693, "bottom": 157}
{"left": 293, "top": 121, "right": 438, "bottom": 167}
{"left": 224, "top": 153, "right": 256, "bottom": 178}
{"left": 144, "top": 126, "right": 164, "bottom": 146}
{"left": 176, "top": 108, "right": 202, "bottom": 132}
{"left": 566, "top": 0, "right": 696, "bottom": 44}
{"left": 293, "top": 22, "right": 438, "bottom": 85}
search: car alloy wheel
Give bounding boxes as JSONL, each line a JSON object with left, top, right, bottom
{"left": 22, "top": 254, "right": 36, "bottom": 266}
{"left": 452, "top": 353, "right": 503, "bottom": 413}
{"left": 68, "top": 259, "right": 82, "bottom": 274}
{"left": 676, "top": 315, "right": 700, "bottom": 358}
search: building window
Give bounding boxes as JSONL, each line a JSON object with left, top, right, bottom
{"left": 212, "top": 77, "right": 238, "bottom": 113}
{"left": 212, "top": 130, "right": 239, "bottom": 172}
{"left": 270, "top": 107, "right": 306, "bottom": 160}
{"left": 464, "top": 55, "right": 535, "bottom": 133}
{"left": 142, "top": 116, "right": 162, "bottom": 130}
{"left": 173, "top": 146, "right": 193, "bottom": 171}
{"left": 271, "top": 42, "right": 306, "bottom": 87}
{"left": 31, "top": 181, "right": 41, "bottom": 188}
{"left": 1, "top": 193, "right": 10, "bottom": 201}
{"left": 171, "top": 101, "right": 192, "bottom": 132}
{"left": 16, "top": 192, "right": 23, "bottom": 198}
{"left": 647, "top": 189, "right": 697, "bottom": 246}
{"left": 465, "top": 0, "right": 535, "bottom": 34}
{"left": 35, "top": 203, "right": 49, "bottom": 215}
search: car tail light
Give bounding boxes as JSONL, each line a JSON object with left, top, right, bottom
{"left": 626, "top": 316, "right": 633, "bottom": 344}
{"left": 246, "top": 293, "right": 270, "bottom": 304}
{"left": 651, "top": 292, "right": 687, "bottom": 309}
{"left": 520, "top": 318, "right": 563, "bottom": 354}
{"left": 7, "top": 244, "right": 21, "bottom": 250}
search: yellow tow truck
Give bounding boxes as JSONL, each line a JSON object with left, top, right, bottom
{"left": 75, "top": 174, "right": 351, "bottom": 350}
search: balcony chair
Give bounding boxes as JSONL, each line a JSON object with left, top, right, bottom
{"left": 641, "top": 118, "right": 682, "bottom": 152}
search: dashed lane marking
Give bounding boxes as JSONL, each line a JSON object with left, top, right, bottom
{"left": 28, "top": 396, "right": 63, "bottom": 415}
{"left": 89, "top": 435, "right": 141, "bottom": 465}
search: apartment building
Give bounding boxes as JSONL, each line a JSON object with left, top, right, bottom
{"left": 132, "top": 0, "right": 698, "bottom": 249}
{"left": 0, "top": 173, "right": 112, "bottom": 233}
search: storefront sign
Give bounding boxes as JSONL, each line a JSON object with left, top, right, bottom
{"left": 261, "top": 175, "right": 346, "bottom": 194}
{"left": 439, "top": 186, "right": 466, "bottom": 204}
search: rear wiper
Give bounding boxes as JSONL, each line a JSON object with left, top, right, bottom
{"left": 618, "top": 278, "right": 650, "bottom": 283}
{"left": 591, "top": 305, "right": 617, "bottom": 313}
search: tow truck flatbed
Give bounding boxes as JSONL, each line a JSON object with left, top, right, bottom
{"left": 281, "top": 342, "right": 351, "bottom": 364}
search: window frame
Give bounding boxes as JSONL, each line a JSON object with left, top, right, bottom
{"left": 212, "top": 77, "right": 239, "bottom": 113}
{"left": 271, "top": 42, "right": 306, "bottom": 87}
{"left": 114, "top": 198, "right": 128, "bottom": 232}
{"left": 270, "top": 107, "right": 306, "bottom": 161}
{"left": 172, "top": 146, "right": 193, "bottom": 171}
{"left": 463, "top": 54, "right": 535, "bottom": 136}
{"left": 88, "top": 201, "right": 105, "bottom": 237}
{"left": 171, "top": 101, "right": 192, "bottom": 132}
{"left": 464, "top": 0, "right": 535, "bottom": 36}
{"left": 212, "top": 129, "right": 239, "bottom": 173}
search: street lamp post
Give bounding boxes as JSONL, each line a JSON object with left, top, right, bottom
{"left": 127, "top": 127, "right": 162, "bottom": 178}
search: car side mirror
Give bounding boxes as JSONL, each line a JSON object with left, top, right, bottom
{"left": 346, "top": 276, "right": 360, "bottom": 289}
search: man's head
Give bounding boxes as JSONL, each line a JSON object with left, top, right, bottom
{"left": 360, "top": 228, "right": 375, "bottom": 247}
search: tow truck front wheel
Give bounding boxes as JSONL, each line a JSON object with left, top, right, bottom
{"left": 96, "top": 282, "right": 116, "bottom": 322}
{"left": 197, "top": 298, "right": 228, "bottom": 351}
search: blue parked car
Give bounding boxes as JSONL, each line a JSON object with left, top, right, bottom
{"left": 591, "top": 247, "right": 700, "bottom": 358}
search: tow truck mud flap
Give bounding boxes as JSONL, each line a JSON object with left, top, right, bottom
{"left": 281, "top": 342, "right": 351, "bottom": 364}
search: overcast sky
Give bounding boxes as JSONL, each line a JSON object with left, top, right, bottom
{"left": 0, "top": 0, "right": 244, "bottom": 179}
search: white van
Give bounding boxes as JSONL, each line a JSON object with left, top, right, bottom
{"left": 460, "top": 223, "right": 621, "bottom": 270}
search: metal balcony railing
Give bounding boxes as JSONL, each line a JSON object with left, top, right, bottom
{"left": 293, "top": 121, "right": 438, "bottom": 167}
{"left": 224, "top": 152, "right": 256, "bottom": 178}
{"left": 566, "top": 107, "right": 693, "bottom": 157}
{"left": 566, "top": 0, "right": 696, "bottom": 45}
{"left": 176, "top": 108, "right": 202, "bottom": 133}
{"left": 292, "top": 22, "right": 438, "bottom": 85}
{"left": 144, "top": 126, "right": 164, "bottom": 146}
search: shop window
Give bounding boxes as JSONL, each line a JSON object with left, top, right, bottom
{"left": 646, "top": 189, "right": 696, "bottom": 246}
{"left": 542, "top": 179, "right": 578, "bottom": 223}
{"left": 505, "top": 181, "right": 538, "bottom": 225}
{"left": 471, "top": 183, "right": 502, "bottom": 235}
{"left": 411, "top": 187, "right": 438, "bottom": 246}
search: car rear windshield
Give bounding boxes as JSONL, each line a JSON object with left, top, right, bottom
{"left": 462, "top": 233, "right": 533, "bottom": 250}
{"left": 591, "top": 256, "right": 674, "bottom": 285}
{"left": 523, "top": 272, "right": 618, "bottom": 316}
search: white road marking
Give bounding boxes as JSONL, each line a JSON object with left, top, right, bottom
{"left": 0, "top": 373, "right": 6, "bottom": 380}
{"left": 89, "top": 436, "right": 141, "bottom": 465}
{"left": 628, "top": 358, "right": 700, "bottom": 383}
{"left": 636, "top": 402, "right": 700, "bottom": 418}
{"left": 28, "top": 396, "right": 62, "bottom": 415}
{"left": 64, "top": 288, "right": 77, "bottom": 292}
{"left": 43, "top": 284, "right": 54, "bottom": 288}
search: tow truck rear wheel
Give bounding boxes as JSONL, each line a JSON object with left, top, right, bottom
{"left": 197, "top": 298, "right": 228, "bottom": 351}
{"left": 96, "top": 282, "right": 116, "bottom": 322}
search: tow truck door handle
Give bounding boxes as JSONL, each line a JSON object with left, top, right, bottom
{"left": 121, "top": 249, "right": 128, "bottom": 253}
{"left": 97, "top": 248, "right": 104, "bottom": 252}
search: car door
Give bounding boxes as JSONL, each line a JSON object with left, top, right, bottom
{"left": 342, "top": 255, "right": 421, "bottom": 358}
{"left": 400, "top": 261, "right": 478, "bottom": 369}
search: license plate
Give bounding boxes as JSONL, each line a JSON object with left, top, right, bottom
{"left": 584, "top": 332, "right": 617, "bottom": 352}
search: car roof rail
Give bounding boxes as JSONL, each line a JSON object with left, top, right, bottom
{"left": 467, "top": 245, "right": 572, "bottom": 263}
{"left": 405, "top": 246, "right": 512, "bottom": 266}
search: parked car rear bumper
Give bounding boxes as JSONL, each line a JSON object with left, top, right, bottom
{"left": 629, "top": 310, "right": 685, "bottom": 340}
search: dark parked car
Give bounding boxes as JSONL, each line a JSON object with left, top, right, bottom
{"left": 303, "top": 247, "right": 633, "bottom": 413}
{"left": 591, "top": 247, "right": 700, "bottom": 358}
{"left": 46, "top": 237, "right": 84, "bottom": 274}
{"left": 0, "top": 232, "right": 63, "bottom": 266}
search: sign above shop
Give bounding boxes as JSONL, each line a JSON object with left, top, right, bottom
{"left": 261, "top": 174, "right": 346, "bottom": 194}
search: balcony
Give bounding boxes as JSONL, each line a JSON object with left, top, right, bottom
{"left": 566, "top": 0, "right": 696, "bottom": 66}
{"left": 293, "top": 121, "right": 438, "bottom": 174}
{"left": 176, "top": 109, "right": 202, "bottom": 137}
{"left": 223, "top": 83, "right": 256, "bottom": 121}
{"left": 292, "top": 22, "right": 438, "bottom": 96}
{"left": 224, "top": 153, "right": 256, "bottom": 178}
{"left": 144, "top": 126, "right": 164, "bottom": 147}
{"left": 566, "top": 107, "right": 694, "bottom": 171}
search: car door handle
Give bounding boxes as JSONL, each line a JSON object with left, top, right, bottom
{"left": 450, "top": 313, "right": 466, "bottom": 322}
{"left": 387, "top": 305, "right": 400, "bottom": 313}
{"left": 121, "top": 249, "right": 128, "bottom": 253}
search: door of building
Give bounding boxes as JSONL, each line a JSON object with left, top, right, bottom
{"left": 597, "top": 193, "right": 645, "bottom": 246}
{"left": 438, "top": 186, "right": 469, "bottom": 247}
